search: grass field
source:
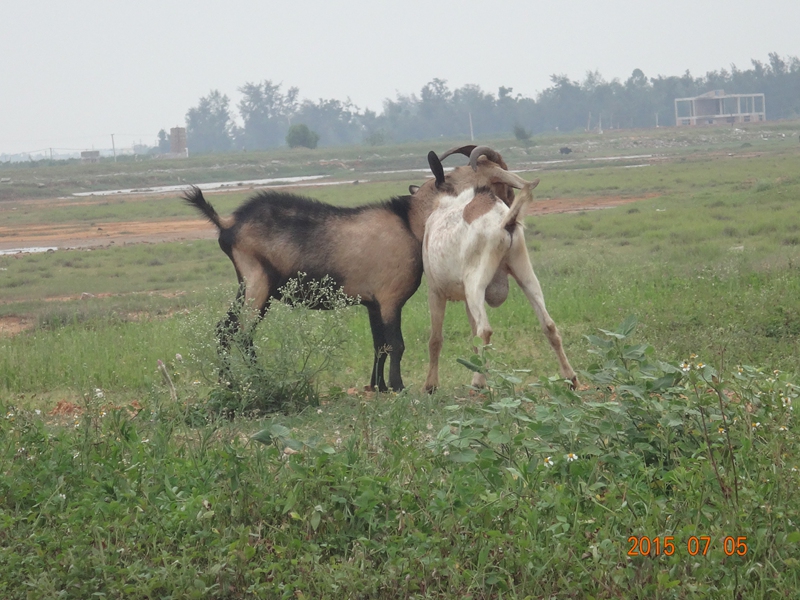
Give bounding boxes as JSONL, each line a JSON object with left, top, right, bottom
{"left": 2, "top": 125, "right": 800, "bottom": 598}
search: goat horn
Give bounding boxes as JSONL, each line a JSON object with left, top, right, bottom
{"left": 427, "top": 151, "right": 446, "bottom": 188}
{"left": 469, "top": 145, "right": 504, "bottom": 171}
{"left": 486, "top": 166, "right": 539, "bottom": 190}
{"left": 438, "top": 144, "right": 477, "bottom": 162}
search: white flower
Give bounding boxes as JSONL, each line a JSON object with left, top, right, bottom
{"left": 544, "top": 456, "right": 554, "bottom": 467}
{"left": 34, "top": 409, "right": 41, "bottom": 416}
{"left": 175, "top": 353, "right": 183, "bottom": 362}
{"left": 94, "top": 388, "right": 104, "bottom": 399}
{"left": 317, "top": 409, "right": 323, "bottom": 414}
{"left": 681, "top": 361, "right": 691, "bottom": 373}
{"left": 779, "top": 426, "right": 789, "bottom": 432}
{"left": 696, "top": 362, "right": 705, "bottom": 370}
{"left": 566, "top": 453, "right": 578, "bottom": 462}
{"left": 58, "top": 493, "right": 66, "bottom": 501}
{"left": 752, "top": 422, "right": 761, "bottom": 429}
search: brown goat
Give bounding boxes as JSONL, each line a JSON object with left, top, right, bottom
{"left": 183, "top": 145, "right": 522, "bottom": 392}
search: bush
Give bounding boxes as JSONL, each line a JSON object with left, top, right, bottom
{"left": 286, "top": 124, "right": 320, "bottom": 149}
{"left": 513, "top": 124, "right": 535, "bottom": 147}
{"left": 185, "top": 275, "right": 357, "bottom": 417}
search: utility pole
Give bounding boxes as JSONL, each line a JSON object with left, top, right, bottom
{"left": 111, "top": 134, "right": 116, "bottom": 162}
{"left": 468, "top": 112, "right": 474, "bottom": 142}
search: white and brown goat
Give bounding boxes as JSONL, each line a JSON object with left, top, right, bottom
{"left": 183, "top": 145, "right": 521, "bottom": 392}
{"left": 422, "top": 155, "right": 577, "bottom": 391}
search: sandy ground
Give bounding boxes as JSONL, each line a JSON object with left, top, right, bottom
{"left": 0, "top": 193, "right": 653, "bottom": 336}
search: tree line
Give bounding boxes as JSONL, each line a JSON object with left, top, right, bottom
{"left": 182, "top": 53, "right": 800, "bottom": 154}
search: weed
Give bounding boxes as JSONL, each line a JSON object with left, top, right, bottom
{"left": 185, "top": 275, "right": 358, "bottom": 417}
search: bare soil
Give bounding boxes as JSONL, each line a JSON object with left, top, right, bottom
{"left": 0, "top": 192, "right": 653, "bottom": 337}
{"left": 1, "top": 193, "right": 651, "bottom": 252}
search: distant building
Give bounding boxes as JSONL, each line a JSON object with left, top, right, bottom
{"left": 81, "top": 150, "right": 100, "bottom": 163}
{"left": 675, "top": 90, "right": 765, "bottom": 126}
{"left": 170, "top": 127, "right": 188, "bottom": 156}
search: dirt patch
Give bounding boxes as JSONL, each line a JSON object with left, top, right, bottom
{"left": 0, "top": 193, "right": 654, "bottom": 338}
{"left": 525, "top": 194, "right": 658, "bottom": 216}
{"left": 1, "top": 194, "right": 654, "bottom": 253}
{"left": 0, "top": 315, "right": 31, "bottom": 336}
{"left": 0, "top": 219, "right": 216, "bottom": 252}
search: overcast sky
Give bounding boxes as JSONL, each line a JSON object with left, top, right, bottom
{"left": 3, "top": 0, "right": 799, "bottom": 156}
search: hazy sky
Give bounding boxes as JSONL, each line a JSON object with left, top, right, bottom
{"left": 3, "top": 0, "right": 799, "bottom": 156}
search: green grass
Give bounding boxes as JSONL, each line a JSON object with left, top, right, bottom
{"left": 2, "top": 130, "right": 800, "bottom": 596}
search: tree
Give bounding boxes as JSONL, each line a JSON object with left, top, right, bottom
{"left": 238, "top": 80, "right": 299, "bottom": 150}
{"left": 286, "top": 124, "right": 319, "bottom": 149}
{"left": 294, "top": 98, "right": 362, "bottom": 146}
{"left": 513, "top": 124, "right": 534, "bottom": 147}
{"left": 157, "top": 129, "right": 170, "bottom": 153}
{"left": 185, "top": 90, "right": 234, "bottom": 154}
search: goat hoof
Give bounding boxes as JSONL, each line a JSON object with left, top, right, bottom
{"left": 569, "top": 376, "right": 578, "bottom": 390}
{"left": 424, "top": 385, "right": 437, "bottom": 394}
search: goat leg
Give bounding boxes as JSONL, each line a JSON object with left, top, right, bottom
{"left": 424, "top": 291, "right": 447, "bottom": 393}
{"left": 384, "top": 311, "right": 406, "bottom": 392}
{"left": 464, "top": 283, "right": 494, "bottom": 389}
{"left": 464, "top": 303, "right": 488, "bottom": 389}
{"left": 506, "top": 239, "right": 577, "bottom": 387}
{"left": 366, "top": 303, "right": 390, "bottom": 392}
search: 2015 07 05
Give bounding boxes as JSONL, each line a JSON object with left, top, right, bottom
{"left": 627, "top": 535, "right": 748, "bottom": 557}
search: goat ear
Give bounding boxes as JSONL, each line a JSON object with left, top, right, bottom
{"left": 409, "top": 185, "right": 420, "bottom": 195}
{"left": 427, "top": 151, "right": 446, "bottom": 188}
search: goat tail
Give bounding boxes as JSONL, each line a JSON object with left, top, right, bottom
{"left": 500, "top": 178, "right": 540, "bottom": 232}
{"left": 183, "top": 186, "right": 225, "bottom": 231}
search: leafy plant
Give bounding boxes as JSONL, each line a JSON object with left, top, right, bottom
{"left": 286, "top": 123, "right": 319, "bottom": 149}
{"left": 188, "top": 275, "right": 358, "bottom": 417}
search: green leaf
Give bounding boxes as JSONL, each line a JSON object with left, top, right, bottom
{"left": 250, "top": 428, "right": 274, "bottom": 446}
{"left": 457, "top": 358, "right": 483, "bottom": 372}
{"left": 505, "top": 467, "right": 523, "bottom": 481}
{"left": 310, "top": 510, "right": 321, "bottom": 531}
{"left": 597, "top": 328, "right": 627, "bottom": 340}
{"left": 616, "top": 315, "right": 638, "bottom": 337}
{"left": 487, "top": 429, "right": 511, "bottom": 444}
{"left": 270, "top": 423, "right": 291, "bottom": 438}
{"left": 622, "top": 344, "right": 649, "bottom": 361}
{"left": 617, "top": 385, "right": 645, "bottom": 400}
{"left": 584, "top": 334, "right": 615, "bottom": 349}
{"left": 449, "top": 449, "right": 478, "bottom": 463}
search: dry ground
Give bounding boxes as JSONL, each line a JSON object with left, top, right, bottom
{"left": 0, "top": 191, "right": 652, "bottom": 337}
{"left": 0, "top": 192, "right": 649, "bottom": 252}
